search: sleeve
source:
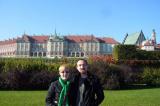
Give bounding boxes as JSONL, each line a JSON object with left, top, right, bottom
{"left": 68, "top": 77, "right": 79, "bottom": 106}
{"left": 94, "top": 77, "right": 105, "bottom": 105}
{"left": 45, "top": 83, "right": 56, "bottom": 106}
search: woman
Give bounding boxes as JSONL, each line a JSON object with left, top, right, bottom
{"left": 46, "top": 64, "right": 72, "bottom": 106}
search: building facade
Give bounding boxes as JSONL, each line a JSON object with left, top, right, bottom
{"left": 0, "top": 34, "right": 119, "bottom": 58}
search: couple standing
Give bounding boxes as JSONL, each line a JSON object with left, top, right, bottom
{"left": 46, "top": 59, "right": 104, "bottom": 106}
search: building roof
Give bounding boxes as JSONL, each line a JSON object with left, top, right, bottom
{"left": 0, "top": 34, "right": 119, "bottom": 45}
{"left": 29, "top": 36, "right": 49, "bottom": 43}
{"left": 65, "top": 35, "right": 99, "bottom": 43}
{"left": 124, "top": 32, "right": 141, "bottom": 44}
{"left": 142, "top": 40, "right": 154, "bottom": 46}
{"left": 0, "top": 39, "right": 17, "bottom": 45}
{"left": 99, "top": 37, "right": 119, "bottom": 44}
{"left": 19, "top": 35, "right": 49, "bottom": 43}
{"left": 123, "top": 31, "right": 146, "bottom": 45}
{"left": 65, "top": 35, "right": 119, "bottom": 44}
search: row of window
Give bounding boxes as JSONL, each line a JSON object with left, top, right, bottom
{"left": 0, "top": 41, "right": 114, "bottom": 56}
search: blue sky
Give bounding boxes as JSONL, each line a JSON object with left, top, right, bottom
{"left": 0, "top": 0, "right": 160, "bottom": 43}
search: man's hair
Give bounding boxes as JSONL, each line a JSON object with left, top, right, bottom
{"left": 76, "top": 59, "right": 88, "bottom": 65}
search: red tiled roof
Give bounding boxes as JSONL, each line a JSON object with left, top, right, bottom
{"left": 144, "top": 41, "right": 154, "bottom": 46}
{"left": 99, "top": 37, "right": 119, "bottom": 44}
{"left": 29, "top": 36, "right": 49, "bottom": 43}
{"left": 0, "top": 39, "right": 17, "bottom": 45}
{"left": 65, "top": 35, "right": 119, "bottom": 44}
{"left": 0, "top": 35, "right": 119, "bottom": 45}
{"left": 142, "top": 40, "right": 154, "bottom": 46}
{"left": 65, "top": 35, "right": 98, "bottom": 43}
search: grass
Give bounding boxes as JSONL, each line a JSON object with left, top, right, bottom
{"left": 101, "top": 88, "right": 160, "bottom": 106}
{"left": 0, "top": 88, "right": 160, "bottom": 106}
{"left": 0, "top": 91, "right": 46, "bottom": 106}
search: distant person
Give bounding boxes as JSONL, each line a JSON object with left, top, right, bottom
{"left": 46, "top": 64, "right": 72, "bottom": 106}
{"left": 71, "top": 59, "right": 104, "bottom": 106}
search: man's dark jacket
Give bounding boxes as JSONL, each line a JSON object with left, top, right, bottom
{"left": 70, "top": 72, "right": 104, "bottom": 106}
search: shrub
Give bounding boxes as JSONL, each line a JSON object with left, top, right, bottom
{"left": 0, "top": 73, "right": 6, "bottom": 89}
{"left": 88, "top": 60, "right": 109, "bottom": 88}
{"left": 113, "top": 45, "right": 137, "bottom": 60}
{"left": 105, "top": 64, "right": 123, "bottom": 89}
{"left": 142, "top": 67, "right": 160, "bottom": 86}
{"left": 89, "top": 61, "right": 125, "bottom": 90}
{"left": 30, "top": 71, "right": 58, "bottom": 90}
{"left": 2, "top": 70, "right": 31, "bottom": 90}
{"left": 105, "top": 75, "right": 120, "bottom": 90}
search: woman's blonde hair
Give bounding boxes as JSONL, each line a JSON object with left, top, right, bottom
{"left": 59, "top": 64, "right": 70, "bottom": 72}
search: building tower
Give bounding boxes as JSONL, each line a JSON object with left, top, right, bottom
{"left": 151, "top": 29, "right": 156, "bottom": 45}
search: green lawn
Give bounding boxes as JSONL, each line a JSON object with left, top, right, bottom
{"left": 101, "top": 88, "right": 160, "bottom": 106}
{"left": 0, "top": 88, "right": 160, "bottom": 106}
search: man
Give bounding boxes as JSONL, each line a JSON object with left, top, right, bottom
{"left": 71, "top": 59, "right": 104, "bottom": 106}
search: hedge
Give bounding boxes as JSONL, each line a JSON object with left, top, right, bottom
{"left": 0, "top": 57, "right": 160, "bottom": 90}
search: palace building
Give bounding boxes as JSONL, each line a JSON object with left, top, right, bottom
{"left": 0, "top": 33, "right": 119, "bottom": 58}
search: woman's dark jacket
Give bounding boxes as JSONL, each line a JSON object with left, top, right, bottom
{"left": 45, "top": 80, "right": 73, "bottom": 106}
{"left": 70, "top": 72, "right": 104, "bottom": 106}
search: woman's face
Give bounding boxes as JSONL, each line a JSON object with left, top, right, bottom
{"left": 59, "top": 67, "right": 70, "bottom": 80}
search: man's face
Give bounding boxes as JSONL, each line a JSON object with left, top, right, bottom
{"left": 76, "top": 60, "right": 88, "bottom": 74}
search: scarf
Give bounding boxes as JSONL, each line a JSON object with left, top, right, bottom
{"left": 58, "top": 77, "right": 70, "bottom": 106}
